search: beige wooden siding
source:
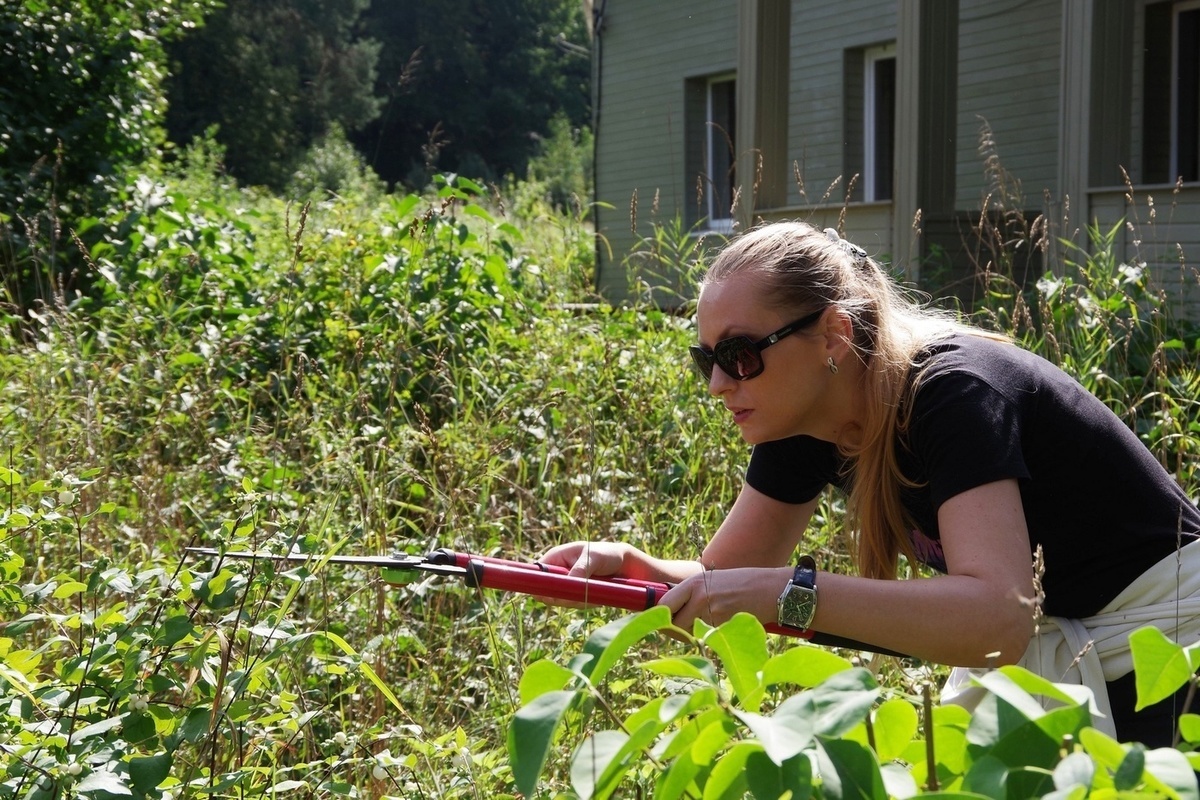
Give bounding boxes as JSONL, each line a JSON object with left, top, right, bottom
{"left": 786, "top": 0, "right": 897, "bottom": 208}
{"left": 595, "top": 1, "right": 738, "bottom": 300}
{"left": 955, "top": 0, "right": 1061, "bottom": 211}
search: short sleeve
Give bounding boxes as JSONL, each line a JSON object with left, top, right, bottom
{"left": 906, "top": 373, "right": 1032, "bottom": 509}
{"left": 745, "top": 435, "right": 843, "bottom": 504}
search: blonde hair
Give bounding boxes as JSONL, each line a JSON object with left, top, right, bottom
{"left": 701, "top": 221, "right": 997, "bottom": 579}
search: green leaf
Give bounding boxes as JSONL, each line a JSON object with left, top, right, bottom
{"left": 816, "top": 736, "right": 887, "bottom": 800}
{"left": 762, "top": 644, "right": 852, "bottom": 689}
{"left": 0, "top": 467, "right": 22, "bottom": 486}
{"left": 1112, "top": 744, "right": 1145, "bottom": 791}
{"left": 129, "top": 753, "right": 172, "bottom": 792}
{"left": 734, "top": 693, "right": 816, "bottom": 766}
{"left": 581, "top": 606, "right": 672, "bottom": 685}
{"left": 701, "top": 612, "right": 768, "bottom": 711}
{"left": 1179, "top": 713, "right": 1200, "bottom": 743}
{"left": 640, "top": 656, "right": 718, "bottom": 684}
{"left": 1130, "top": 626, "right": 1196, "bottom": 709}
{"left": 570, "top": 729, "right": 628, "bottom": 800}
{"left": 311, "top": 631, "right": 404, "bottom": 712}
{"left": 1051, "top": 751, "right": 1094, "bottom": 791}
{"left": 75, "top": 768, "right": 133, "bottom": 796}
{"left": 963, "top": 753, "right": 1009, "bottom": 799}
{"left": 1142, "top": 747, "right": 1199, "bottom": 800}
{"left": 509, "top": 689, "right": 576, "bottom": 798}
{"left": 809, "top": 668, "right": 880, "bottom": 737}
{"left": 121, "top": 710, "right": 157, "bottom": 744}
{"left": 154, "top": 614, "right": 195, "bottom": 647}
{"left": 871, "top": 697, "right": 920, "bottom": 762}
{"left": 76, "top": 714, "right": 126, "bottom": 740}
{"left": 572, "top": 718, "right": 667, "bottom": 800}
{"left": 701, "top": 741, "right": 754, "bottom": 799}
{"left": 518, "top": 658, "right": 576, "bottom": 704}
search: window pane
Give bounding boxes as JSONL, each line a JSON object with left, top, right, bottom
{"left": 872, "top": 56, "right": 896, "bottom": 200}
{"left": 1178, "top": 8, "right": 1200, "bottom": 182}
{"left": 709, "top": 79, "right": 736, "bottom": 221}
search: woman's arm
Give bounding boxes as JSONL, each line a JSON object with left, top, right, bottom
{"left": 537, "top": 484, "right": 816, "bottom": 587}
{"left": 664, "top": 479, "right": 1037, "bottom": 666}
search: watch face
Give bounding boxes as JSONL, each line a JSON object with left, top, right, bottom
{"left": 780, "top": 585, "right": 816, "bottom": 630}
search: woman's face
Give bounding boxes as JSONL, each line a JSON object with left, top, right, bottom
{"left": 695, "top": 277, "right": 835, "bottom": 444}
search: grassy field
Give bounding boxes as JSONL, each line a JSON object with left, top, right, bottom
{"left": 3, "top": 161, "right": 1200, "bottom": 798}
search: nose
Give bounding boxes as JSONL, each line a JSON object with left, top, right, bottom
{"left": 707, "top": 366, "right": 735, "bottom": 396}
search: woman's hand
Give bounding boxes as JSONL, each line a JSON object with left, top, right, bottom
{"left": 538, "top": 541, "right": 634, "bottom": 579}
{"left": 660, "top": 566, "right": 792, "bottom": 633}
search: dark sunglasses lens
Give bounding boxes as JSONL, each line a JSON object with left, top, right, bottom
{"left": 715, "top": 338, "right": 764, "bottom": 380}
{"left": 689, "top": 346, "right": 715, "bottom": 380}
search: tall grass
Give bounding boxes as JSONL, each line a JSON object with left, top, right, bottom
{"left": 2, "top": 140, "right": 1198, "bottom": 797}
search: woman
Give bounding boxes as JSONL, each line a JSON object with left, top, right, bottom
{"left": 540, "top": 221, "right": 1200, "bottom": 746}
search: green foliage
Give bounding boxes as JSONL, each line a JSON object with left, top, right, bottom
{"left": 3, "top": 153, "right": 1199, "bottom": 797}
{"left": 512, "top": 612, "right": 1200, "bottom": 799}
{"left": 0, "top": 0, "right": 215, "bottom": 308}
{"left": 524, "top": 112, "right": 595, "bottom": 214}
{"left": 286, "top": 124, "right": 386, "bottom": 202}
{"left": 164, "top": 0, "right": 383, "bottom": 189}
{"left": 354, "top": 0, "right": 592, "bottom": 187}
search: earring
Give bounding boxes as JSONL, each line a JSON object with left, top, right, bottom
{"left": 827, "top": 357, "right": 839, "bottom": 375}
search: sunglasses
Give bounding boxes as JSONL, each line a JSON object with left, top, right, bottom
{"left": 689, "top": 307, "right": 826, "bottom": 382}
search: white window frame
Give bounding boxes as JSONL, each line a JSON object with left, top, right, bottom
{"left": 705, "top": 74, "right": 736, "bottom": 231}
{"left": 1171, "top": 0, "right": 1200, "bottom": 182}
{"left": 863, "top": 43, "right": 896, "bottom": 202}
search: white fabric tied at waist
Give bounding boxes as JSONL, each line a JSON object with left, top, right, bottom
{"left": 942, "top": 538, "right": 1200, "bottom": 738}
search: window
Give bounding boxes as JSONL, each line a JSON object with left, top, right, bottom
{"left": 1174, "top": 3, "right": 1200, "bottom": 181}
{"left": 864, "top": 45, "right": 896, "bottom": 201}
{"left": 1144, "top": 1, "right": 1200, "bottom": 183}
{"left": 686, "top": 74, "right": 736, "bottom": 229}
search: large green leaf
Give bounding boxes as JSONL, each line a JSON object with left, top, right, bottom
{"left": 701, "top": 741, "right": 754, "bottom": 799}
{"left": 640, "top": 655, "right": 718, "bottom": 685}
{"left": 128, "top": 753, "right": 172, "bottom": 793}
{"left": 570, "top": 729, "right": 629, "bottom": 800}
{"left": 809, "top": 668, "right": 880, "bottom": 737}
{"left": 655, "top": 716, "right": 735, "bottom": 800}
{"left": 518, "top": 658, "right": 577, "bottom": 704}
{"left": 1130, "top": 626, "right": 1198, "bottom": 709}
{"left": 734, "top": 693, "right": 817, "bottom": 766}
{"left": 1142, "top": 747, "right": 1200, "bottom": 800}
{"left": 817, "top": 735, "right": 887, "bottom": 800}
{"left": 762, "top": 644, "right": 852, "bottom": 689}
{"left": 701, "top": 612, "right": 768, "bottom": 711}
{"left": 581, "top": 606, "right": 672, "bottom": 686}
{"left": 871, "top": 696, "right": 920, "bottom": 762}
{"left": 1051, "top": 751, "right": 1095, "bottom": 792}
{"left": 509, "top": 689, "right": 578, "bottom": 798}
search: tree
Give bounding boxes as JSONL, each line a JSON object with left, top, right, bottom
{"left": 353, "top": 0, "right": 591, "bottom": 188}
{"left": 0, "top": 0, "right": 214, "bottom": 309}
{"left": 164, "top": 0, "right": 383, "bottom": 189}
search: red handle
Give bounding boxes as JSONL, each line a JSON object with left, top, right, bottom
{"left": 428, "top": 550, "right": 900, "bottom": 653}
{"left": 429, "top": 548, "right": 669, "bottom": 591}
{"left": 461, "top": 558, "right": 817, "bottom": 642}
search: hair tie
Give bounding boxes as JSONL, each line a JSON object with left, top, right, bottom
{"left": 823, "top": 227, "right": 868, "bottom": 264}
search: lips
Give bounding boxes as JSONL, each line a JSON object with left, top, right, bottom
{"left": 727, "top": 406, "right": 752, "bottom": 424}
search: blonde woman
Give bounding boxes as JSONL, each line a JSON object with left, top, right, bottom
{"left": 541, "top": 221, "right": 1200, "bottom": 746}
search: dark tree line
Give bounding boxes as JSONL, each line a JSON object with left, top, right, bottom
{"left": 164, "top": 0, "right": 592, "bottom": 190}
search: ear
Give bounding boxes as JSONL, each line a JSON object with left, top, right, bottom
{"left": 820, "top": 307, "right": 856, "bottom": 362}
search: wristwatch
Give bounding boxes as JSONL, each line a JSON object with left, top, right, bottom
{"left": 777, "top": 555, "right": 818, "bottom": 631}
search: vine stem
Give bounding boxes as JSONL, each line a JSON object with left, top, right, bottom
{"left": 923, "top": 682, "right": 939, "bottom": 791}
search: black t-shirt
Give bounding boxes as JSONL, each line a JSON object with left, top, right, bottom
{"left": 746, "top": 334, "right": 1200, "bottom": 618}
